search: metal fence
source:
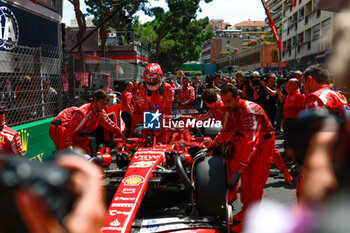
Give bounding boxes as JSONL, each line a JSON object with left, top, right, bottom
{"left": 0, "top": 43, "right": 145, "bottom": 127}
{"left": 0, "top": 44, "right": 64, "bottom": 127}
{"left": 65, "top": 54, "right": 145, "bottom": 106}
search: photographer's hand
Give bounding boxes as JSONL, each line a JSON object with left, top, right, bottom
{"left": 57, "top": 156, "right": 106, "bottom": 233}
{"left": 16, "top": 156, "right": 106, "bottom": 233}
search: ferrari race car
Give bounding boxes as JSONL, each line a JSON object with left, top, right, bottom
{"left": 98, "top": 114, "right": 235, "bottom": 233}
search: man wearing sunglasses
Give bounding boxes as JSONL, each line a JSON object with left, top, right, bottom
{"left": 50, "top": 89, "right": 126, "bottom": 155}
{"left": 0, "top": 106, "right": 23, "bottom": 156}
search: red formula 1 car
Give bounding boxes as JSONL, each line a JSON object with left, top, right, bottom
{"left": 98, "top": 117, "right": 233, "bottom": 233}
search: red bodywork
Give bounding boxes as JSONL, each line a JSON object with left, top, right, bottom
{"left": 100, "top": 127, "right": 217, "bottom": 233}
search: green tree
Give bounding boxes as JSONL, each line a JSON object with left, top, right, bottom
{"left": 136, "top": 16, "right": 212, "bottom": 72}
{"left": 146, "top": 0, "right": 213, "bottom": 62}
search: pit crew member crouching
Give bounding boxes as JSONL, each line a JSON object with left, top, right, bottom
{"left": 49, "top": 89, "right": 126, "bottom": 155}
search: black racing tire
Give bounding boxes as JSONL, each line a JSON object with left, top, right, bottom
{"left": 202, "top": 125, "right": 222, "bottom": 140}
{"left": 132, "top": 124, "right": 143, "bottom": 138}
{"left": 194, "top": 156, "right": 227, "bottom": 217}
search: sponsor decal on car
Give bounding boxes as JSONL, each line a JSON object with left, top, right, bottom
{"left": 129, "top": 161, "right": 155, "bottom": 168}
{"left": 115, "top": 197, "right": 136, "bottom": 201}
{"left": 122, "top": 175, "right": 144, "bottom": 186}
{"left": 109, "top": 210, "right": 130, "bottom": 216}
{"left": 110, "top": 219, "right": 121, "bottom": 226}
{"left": 111, "top": 203, "right": 134, "bottom": 208}
{"left": 133, "top": 154, "right": 161, "bottom": 160}
{"left": 122, "top": 188, "right": 136, "bottom": 194}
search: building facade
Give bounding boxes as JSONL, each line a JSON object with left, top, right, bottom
{"left": 200, "top": 34, "right": 243, "bottom": 64}
{"left": 234, "top": 20, "right": 269, "bottom": 50}
{"left": 209, "top": 19, "right": 231, "bottom": 31}
{"left": 281, "top": 0, "right": 334, "bottom": 70}
{"left": 265, "top": 0, "right": 283, "bottom": 33}
{"left": 216, "top": 44, "right": 279, "bottom": 73}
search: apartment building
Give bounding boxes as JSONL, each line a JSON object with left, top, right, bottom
{"left": 265, "top": 0, "right": 283, "bottom": 33}
{"left": 200, "top": 32, "right": 243, "bottom": 64}
{"left": 234, "top": 20, "right": 269, "bottom": 50}
{"left": 281, "top": 0, "right": 334, "bottom": 70}
{"left": 209, "top": 19, "right": 231, "bottom": 31}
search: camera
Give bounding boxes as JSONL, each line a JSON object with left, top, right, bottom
{"left": 276, "top": 78, "right": 288, "bottom": 88}
{"left": 0, "top": 155, "right": 76, "bottom": 233}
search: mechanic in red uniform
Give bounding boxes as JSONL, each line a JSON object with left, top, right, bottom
{"left": 120, "top": 81, "right": 134, "bottom": 137}
{"left": 199, "top": 88, "right": 226, "bottom": 121}
{"left": 0, "top": 106, "right": 23, "bottom": 156}
{"left": 302, "top": 63, "right": 350, "bottom": 116}
{"left": 205, "top": 85, "right": 274, "bottom": 225}
{"left": 295, "top": 64, "right": 350, "bottom": 201}
{"left": 283, "top": 78, "right": 306, "bottom": 160}
{"left": 177, "top": 76, "right": 195, "bottom": 109}
{"left": 50, "top": 89, "right": 126, "bottom": 155}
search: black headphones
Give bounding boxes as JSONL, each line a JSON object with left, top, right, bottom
{"left": 146, "top": 80, "right": 164, "bottom": 96}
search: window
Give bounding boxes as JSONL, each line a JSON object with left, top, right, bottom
{"left": 299, "top": 8, "right": 305, "bottom": 20}
{"left": 299, "top": 0, "right": 302, "bottom": 4}
{"left": 322, "top": 18, "right": 332, "bottom": 37}
{"left": 313, "top": 24, "right": 320, "bottom": 40}
{"left": 283, "top": 21, "right": 288, "bottom": 31}
{"left": 316, "top": 10, "right": 321, "bottom": 18}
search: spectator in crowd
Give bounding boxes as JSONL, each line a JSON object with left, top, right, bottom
{"left": 293, "top": 70, "right": 303, "bottom": 81}
{"left": 254, "top": 73, "right": 278, "bottom": 126}
{"left": 275, "top": 77, "right": 287, "bottom": 134}
{"left": 235, "top": 71, "right": 244, "bottom": 91}
{"left": 191, "top": 76, "right": 203, "bottom": 110}
{"left": 0, "top": 106, "right": 23, "bottom": 156}
{"left": 302, "top": 63, "right": 349, "bottom": 117}
{"left": 231, "top": 78, "right": 237, "bottom": 86}
{"left": 283, "top": 78, "right": 305, "bottom": 160}
{"left": 15, "top": 76, "right": 35, "bottom": 122}
{"left": 173, "top": 70, "right": 185, "bottom": 88}
{"left": 242, "top": 72, "right": 256, "bottom": 101}
{"left": 205, "top": 85, "right": 274, "bottom": 231}
{"left": 0, "top": 77, "right": 13, "bottom": 109}
{"left": 205, "top": 74, "right": 217, "bottom": 90}
{"left": 213, "top": 74, "right": 222, "bottom": 89}
{"left": 49, "top": 89, "right": 126, "bottom": 155}
{"left": 177, "top": 76, "right": 195, "bottom": 109}
{"left": 120, "top": 81, "right": 134, "bottom": 138}
{"left": 43, "top": 80, "right": 58, "bottom": 116}
{"left": 293, "top": 70, "right": 304, "bottom": 93}
{"left": 221, "top": 77, "right": 230, "bottom": 88}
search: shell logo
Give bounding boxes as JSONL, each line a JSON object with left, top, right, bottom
{"left": 123, "top": 175, "right": 144, "bottom": 186}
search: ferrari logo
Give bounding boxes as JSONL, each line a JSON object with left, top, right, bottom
{"left": 0, "top": 137, "right": 4, "bottom": 143}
